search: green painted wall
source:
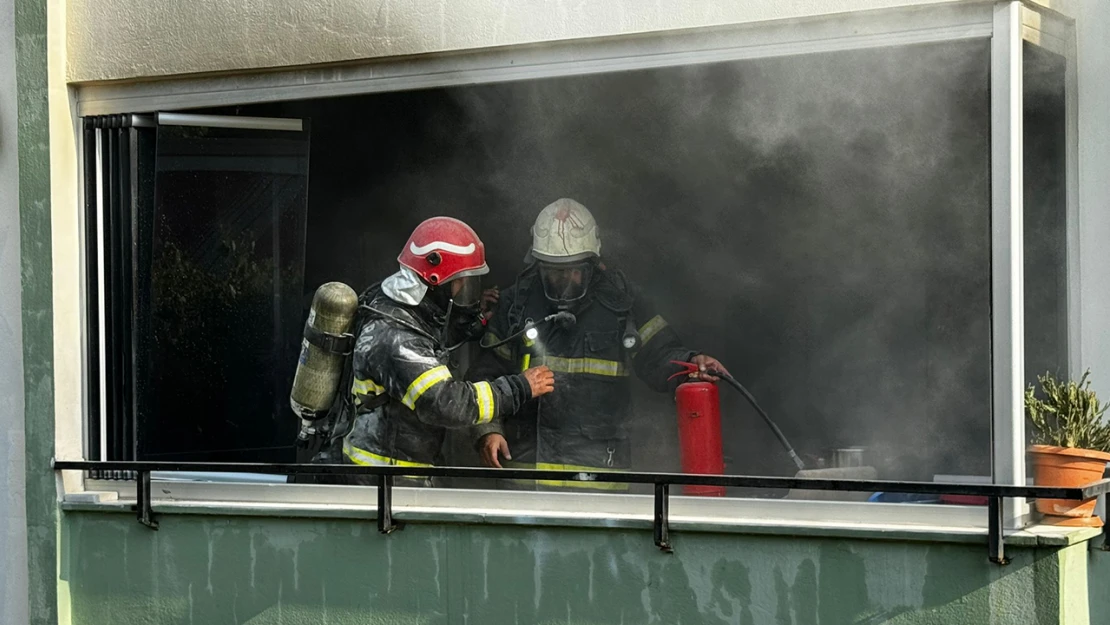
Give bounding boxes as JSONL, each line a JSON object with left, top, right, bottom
{"left": 62, "top": 511, "right": 1075, "bottom": 625}
{"left": 14, "top": 0, "right": 56, "bottom": 623}
{"left": 1086, "top": 543, "right": 1110, "bottom": 624}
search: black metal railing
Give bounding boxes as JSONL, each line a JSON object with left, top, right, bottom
{"left": 52, "top": 459, "right": 1110, "bottom": 565}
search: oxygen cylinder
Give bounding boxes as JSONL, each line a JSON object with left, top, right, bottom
{"left": 675, "top": 379, "right": 726, "bottom": 497}
{"left": 290, "top": 282, "right": 359, "bottom": 421}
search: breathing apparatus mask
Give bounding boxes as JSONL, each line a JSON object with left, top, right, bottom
{"left": 437, "top": 274, "right": 486, "bottom": 349}
{"left": 538, "top": 260, "right": 595, "bottom": 310}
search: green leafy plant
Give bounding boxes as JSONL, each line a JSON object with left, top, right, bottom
{"left": 1026, "top": 370, "right": 1110, "bottom": 452}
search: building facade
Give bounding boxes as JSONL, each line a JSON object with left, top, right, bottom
{"left": 6, "top": 0, "right": 1110, "bottom": 623}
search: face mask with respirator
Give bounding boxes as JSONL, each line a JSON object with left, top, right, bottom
{"left": 440, "top": 275, "right": 487, "bottom": 350}
{"left": 538, "top": 261, "right": 594, "bottom": 310}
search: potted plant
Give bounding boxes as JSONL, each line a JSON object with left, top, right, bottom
{"left": 1027, "top": 370, "right": 1110, "bottom": 526}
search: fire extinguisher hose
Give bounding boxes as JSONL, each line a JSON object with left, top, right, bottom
{"left": 711, "top": 369, "right": 806, "bottom": 472}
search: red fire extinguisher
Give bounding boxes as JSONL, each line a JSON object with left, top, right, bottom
{"left": 670, "top": 361, "right": 726, "bottom": 497}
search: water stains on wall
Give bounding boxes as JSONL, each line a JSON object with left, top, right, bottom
{"left": 62, "top": 512, "right": 1063, "bottom": 625}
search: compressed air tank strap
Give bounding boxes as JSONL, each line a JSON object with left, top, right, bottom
{"left": 303, "top": 322, "right": 355, "bottom": 355}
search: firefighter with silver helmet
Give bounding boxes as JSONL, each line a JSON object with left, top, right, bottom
{"left": 307, "top": 217, "right": 555, "bottom": 485}
{"left": 468, "top": 198, "right": 726, "bottom": 489}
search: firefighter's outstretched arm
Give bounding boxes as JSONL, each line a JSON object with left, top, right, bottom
{"left": 357, "top": 321, "right": 551, "bottom": 428}
{"left": 465, "top": 306, "right": 524, "bottom": 439}
{"left": 403, "top": 359, "right": 553, "bottom": 428}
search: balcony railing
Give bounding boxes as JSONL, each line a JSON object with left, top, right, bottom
{"left": 52, "top": 459, "right": 1110, "bottom": 565}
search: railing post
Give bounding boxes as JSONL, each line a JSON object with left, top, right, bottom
{"left": 988, "top": 496, "right": 1009, "bottom": 565}
{"left": 134, "top": 470, "right": 158, "bottom": 530}
{"left": 378, "top": 474, "right": 397, "bottom": 534}
{"left": 654, "top": 483, "right": 672, "bottom": 553}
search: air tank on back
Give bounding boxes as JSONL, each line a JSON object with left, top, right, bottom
{"left": 290, "top": 282, "right": 359, "bottom": 421}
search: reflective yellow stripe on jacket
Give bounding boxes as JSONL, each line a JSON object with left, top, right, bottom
{"left": 505, "top": 461, "right": 629, "bottom": 491}
{"left": 351, "top": 377, "right": 386, "bottom": 406}
{"left": 637, "top": 315, "right": 669, "bottom": 346}
{"left": 541, "top": 356, "right": 628, "bottom": 377}
{"left": 473, "top": 381, "right": 495, "bottom": 424}
{"left": 344, "top": 440, "right": 434, "bottom": 468}
{"left": 401, "top": 365, "right": 452, "bottom": 409}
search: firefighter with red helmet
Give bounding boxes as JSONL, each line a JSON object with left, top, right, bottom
{"left": 468, "top": 198, "right": 726, "bottom": 489}
{"left": 321, "top": 217, "right": 554, "bottom": 484}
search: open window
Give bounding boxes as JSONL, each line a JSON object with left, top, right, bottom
{"left": 72, "top": 1, "right": 1078, "bottom": 528}
{"left": 86, "top": 40, "right": 999, "bottom": 492}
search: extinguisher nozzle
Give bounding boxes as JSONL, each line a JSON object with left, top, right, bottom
{"left": 788, "top": 450, "right": 806, "bottom": 472}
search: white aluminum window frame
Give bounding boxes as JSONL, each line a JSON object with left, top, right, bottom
{"left": 65, "top": 0, "right": 1077, "bottom": 534}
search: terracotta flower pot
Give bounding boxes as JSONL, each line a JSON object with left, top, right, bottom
{"left": 1029, "top": 444, "right": 1110, "bottom": 520}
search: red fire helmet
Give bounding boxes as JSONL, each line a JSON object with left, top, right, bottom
{"left": 398, "top": 217, "right": 489, "bottom": 286}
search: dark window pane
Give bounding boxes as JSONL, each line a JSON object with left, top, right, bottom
{"left": 1023, "top": 42, "right": 1069, "bottom": 384}
{"left": 137, "top": 124, "right": 310, "bottom": 462}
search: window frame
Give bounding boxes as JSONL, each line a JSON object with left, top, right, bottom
{"left": 1016, "top": 3, "right": 1082, "bottom": 379}
{"left": 63, "top": 0, "right": 1077, "bottom": 532}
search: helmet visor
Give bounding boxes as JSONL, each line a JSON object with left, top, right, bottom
{"left": 448, "top": 275, "right": 483, "bottom": 308}
{"left": 539, "top": 261, "right": 593, "bottom": 305}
